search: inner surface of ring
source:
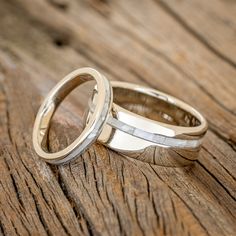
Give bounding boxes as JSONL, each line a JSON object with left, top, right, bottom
{"left": 113, "top": 87, "right": 200, "bottom": 127}
{"left": 53, "top": 74, "right": 93, "bottom": 106}
{"left": 40, "top": 74, "right": 96, "bottom": 152}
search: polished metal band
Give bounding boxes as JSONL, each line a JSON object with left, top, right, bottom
{"left": 33, "top": 68, "right": 112, "bottom": 164}
{"left": 89, "top": 81, "right": 208, "bottom": 166}
{"left": 33, "top": 68, "right": 207, "bottom": 166}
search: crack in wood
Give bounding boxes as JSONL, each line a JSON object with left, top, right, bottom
{"left": 149, "top": 165, "right": 211, "bottom": 236}
{"left": 156, "top": 0, "right": 236, "bottom": 69}
{"left": 0, "top": 0, "right": 235, "bottom": 235}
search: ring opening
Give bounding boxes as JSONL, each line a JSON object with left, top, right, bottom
{"left": 41, "top": 75, "right": 96, "bottom": 153}
{"left": 113, "top": 87, "right": 201, "bottom": 127}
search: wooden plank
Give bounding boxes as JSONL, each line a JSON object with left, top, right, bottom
{"left": 157, "top": 0, "right": 236, "bottom": 66}
{"left": 0, "top": 57, "right": 90, "bottom": 236}
{"left": 0, "top": 0, "right": 235, "bottom": 235}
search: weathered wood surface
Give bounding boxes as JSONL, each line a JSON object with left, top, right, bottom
{"left": 0, "top": 0, "right": 236, "bottom": 235}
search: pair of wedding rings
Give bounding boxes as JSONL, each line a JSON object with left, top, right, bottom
{"left": 33, "top": 68, "right": 208, "bottom": 166}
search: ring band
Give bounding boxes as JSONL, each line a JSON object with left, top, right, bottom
{"left": 88, "top": 81, "right": 208, "bottom": 166}
{"left": 33, "top": 68, "right": 207, "bottom": 166}
{"left": 33, "top": 68, "right": 112, "bottom": 165}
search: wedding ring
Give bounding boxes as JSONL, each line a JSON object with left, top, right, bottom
{"left": 88, "top": 82, "right": 208, "bottom": 166}
{"left": 33, "top": 68, "right": 112, "bottom": 164}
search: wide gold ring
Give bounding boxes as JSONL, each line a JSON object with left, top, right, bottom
{"left": 88, "top": 81, "right": 208, "bottom": 166}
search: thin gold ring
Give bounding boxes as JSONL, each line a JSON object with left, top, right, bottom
{"left": 32, "top": 68, "right": 112, "bottom": 164}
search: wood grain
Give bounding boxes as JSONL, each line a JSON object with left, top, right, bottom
{"left": 0, "top": 0, "right": 235, "bottom": 235}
